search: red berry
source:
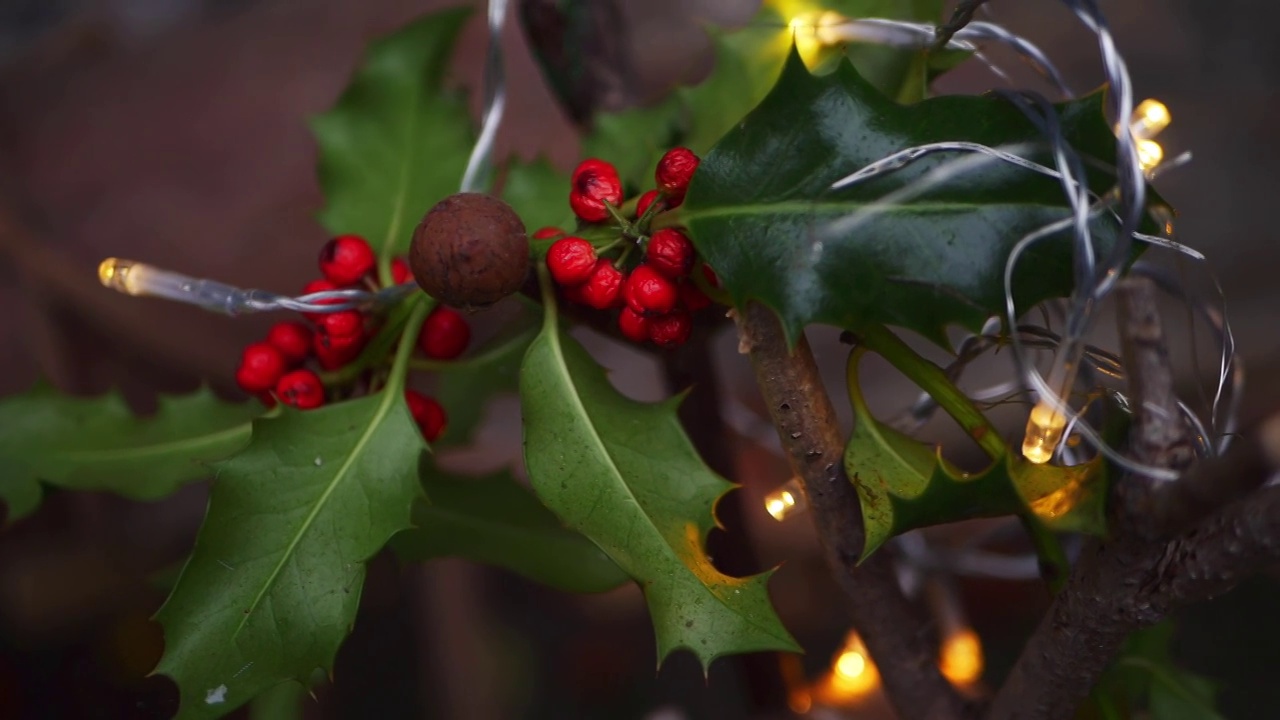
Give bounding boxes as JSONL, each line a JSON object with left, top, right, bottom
{"left": 419, "top": 306, "right": 470, "bottom": 360}
{"left": 579, "top": 260, "right": 625, "bottom": 310}
{"left": 319, "top": 234, "right": 376, "bottom": 286}
{"left": 391, "top": 257, "right": 413, "bottom": 285}
{"left": 636, "top": 190, "right": 663, "bottom": 219}
{"left": 265, "top": 322, "right": 312, "bottom": 365}
{"left": 618, "top": 307, "right": 651, "bottom": 343}
{"left": 405, "top": 390, "right": 448, "bottom": 442}
{"left": 300, "top": 279, "right": 342, "bottom": 322}
{"left": 679, "top": 280, "right": 712, "bottom": 312}
{"left": 256, "top": 391, "right": 278, "bottom": 409}
{"left": 235, "top": 342, "right": 287, "bottom": 394}
{"left": 701, "top": 263, "right": 720, "bottom": 287}
{"left": 276, "top": 369, "right": 326, "bottom": 409}
{"left": 656, "top": 147, "right": 700, "bottom": 206}
{"left": 649, "top": 310, "right": 692, "bottom": 348}
{"left": 569, "top": 158, "right": 622, "bottom": 223}
{"left": 646, "top": 229, "right": 694, "bottom": 279}
{"left": 532, "top": 226, "right": 564, "bottom": 240}
{"left": 318, "top": 310, "right": 365, "bottom": 341}
{"left": 313, "top": 329, "right": 364, "bottom": 370}
{"left": 623, "top": 265, "right": 678, "bottom": 315}
{"left": 546, "top": 237, "right": 598, "bottom": 286}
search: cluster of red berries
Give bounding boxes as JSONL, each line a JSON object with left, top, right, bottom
{"left": 543, "top": 147, "right": 717, "bottom": 348}
{"left": 233, "top": 235, "right": 469, "bottom": 442}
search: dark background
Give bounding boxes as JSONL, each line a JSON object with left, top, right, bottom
{"left": 0, "top": 0, "right": 1276, "bottom": 718}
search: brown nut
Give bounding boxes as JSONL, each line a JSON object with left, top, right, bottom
{"left": 409, "top": 193, "right": 530, "bottom": 308}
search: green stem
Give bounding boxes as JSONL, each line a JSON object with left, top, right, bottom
{"left": 857, "top": 323, "right": 1006, "bottom": 459}
{"left": 319, "top": 293, "right": 433, "bottom": 386}
{"left": 384, "top": 296, "right": 432, "bottom": 393}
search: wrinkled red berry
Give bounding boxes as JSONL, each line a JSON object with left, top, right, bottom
{"left": 314, "top": 329, "right": 364, "bottom": 370}
{"left": 318, "top": 310, "right": 364, "bottom": 341}
{"left": 546, "top": 237, "right": 597, "bottom": 286}
{"left": 623, "top": 265, "right": 678, "bottom": 316}
{"left": 646, "top": 229, "right": 694, "bottom": 279}
{"left": 649, "top": 310, "right": 692, "bottom": 348}
{"left": 579, "top": 260, "right": 625, "bottom": 310}
{"left": 319, "top": 234, "right": 376, "bottom": 286}
{"left": 636, "top": 190, "right": 663, "bottom": 219}
{"left": 569, "top": 158, "right": 622, "bottom": 223}
{"left": 532, "top": 226, "right": 565, "bottom": 240}
{"left": 618, "top": 307, "right": 651, "bottom": 343}
{"left": 277, "top": 369, "right": 326, "bottom": 409}
{"left": 656, "top": 147, "right": 700, "bottom": 206}
{"left": 405, "top": 389, "right": 448, "bottom": 442}
{"left": 266, "top": 322, "right": 313, "bottom": 365}
{"left": 679, "top": 280, "right": 712, "bottom": 312}
{"left": 419, "top": 306, "right": 470, "bottom": 360}
{"left": 391, "top": 257, "right": 413, "bottom": 285}
{"left": 235, "top": 342, "right": 288, "bottom": 394}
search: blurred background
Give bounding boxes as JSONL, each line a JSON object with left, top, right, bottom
{"left": 0, "top": 0, "right": 1277, "bottom": 718}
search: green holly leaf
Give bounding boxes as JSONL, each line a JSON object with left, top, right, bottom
{"left": 843, "top": 349, "right": 1103, "bottom": 559}
{"left": 312, "top": 8, "right": 474, "bottom": 260}
{"left": 683, "top": 48, "right": 1156, "bottom": 349}
{"left": 519, "top": 288, "right": 799, "bottom": 669}
{"left": 1091, "top": 622, "right": 1224, "bottom": 720}
{"left": 433, "top": 322, "right": 539, "bottom": 447}
{"left": 0, "top": 384, "right": 259, "bottom": 522}
{"left": 391, "top": 465, "right": 629, "bottom": 594}
{"left": 154, "top": 391, "right": 425, "bottom": 719}
{"left": 501, "top": 157, "right": 574, "bottom": 233}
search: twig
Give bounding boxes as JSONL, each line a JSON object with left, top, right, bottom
{"left": 735, "top": 304, "right": 968, "bottom": 720}
{"left": 987, "top": 283, "right": 1280, "bottom": 720}
{"left": 934, "top": 0, "right": 991, "bottom": 51}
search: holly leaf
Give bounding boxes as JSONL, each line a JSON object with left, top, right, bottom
{"left": 312, "top": 8, "right": 474, "bottom": 259}
{"left": 154, "top": 391, "right": 425, "bottom": 719}
{"left": 501, "top": 157, "right": 574, "bottom": 233}
{"left": 519, "top": 292, "right": 799, "bottom": 669}
{"left": 0, "top": 384, "right": 259, "bottom": 522}
{"left": 391, "top": 465, "right": 629, "bottom": 594}
{"left": 433, "top": 323, "right": 539, "bottom": 447}
{"left": 1091, "top": 622, "right": 1224, "bottom": 720}
{"left": 683, "top": 48, "right": 1156, "bottom": 349}
{"left": 843, "top": 349, "right": 1103, "bottom": 559}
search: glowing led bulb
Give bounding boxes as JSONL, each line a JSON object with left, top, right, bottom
{"left": 816, "top": 631, "right": 880, "bottom": 703}
{"left": 939, "top": 629, "right": 984, "bottom": 686}
{"left": 1136, "top": 138, "right": 1164, "bottom": 175}
{"left": 1022, "top": 401, "right": 1068, "bottom": 465}
{"left": 98, "top": 257, "right": 147, "bottom": 295}
{"left": 1130, "top": 99, "right": 1171, "bottom": 141}
{"left": 763, "top": 477, "right": 807, "bottom": 521}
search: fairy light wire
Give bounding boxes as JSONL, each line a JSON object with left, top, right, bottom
{"left": 96, "top": 0, "right": 511, "bottom": 316}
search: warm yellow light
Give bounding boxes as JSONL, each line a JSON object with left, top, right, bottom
{"left": 98, "top": 257, "right": 147, "bottom": 296}
{"left": 1021, "top": 401, "right": 1068, "bottom": 465}
{"left": 811, "top": 631, "right": 880, "bottom": 706}
{"left": 1027, "top": 476, "right": 1083, "bottom": 520}
{"left": 788, "top": 689, "right": 813, "bottom": 714}
{"left": 939, "top": 629, "right": 984, "bottom": 686}
{"left": 763, "top": 478, "right": 807, "bottom": 521}
{"left": 787, "top": 10, "right": 847, "bottom": 66}
{"left": 1137, "top": 139, "right": 1164, "bottom": 174}
{"left": 1130, "top": 99, "right": 1171, "bottom": 141}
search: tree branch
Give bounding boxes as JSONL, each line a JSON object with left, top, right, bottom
{"left": 988, "top": 279, "right": 1280, "bottom": 720}
{"left": 734, "top": 304, "right": 968, "bottom": 720}
{"left": 934, "top": 0, "right": 991, "bottom": 51}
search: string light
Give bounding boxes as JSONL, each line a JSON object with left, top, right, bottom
{"left": 1130, "top": 99, "right": 1171, "bottom": 141}
{"left": 811, "top": 631, "right": 880, "bottom": 706}
{"left": 763, "top": 477, "right": 807, "bottom": 521}
{"left": 96, "top": 257, "right": 412, "bottom": 315}
{"left": 939, "top": 629, "right": 984, "bottom": 686}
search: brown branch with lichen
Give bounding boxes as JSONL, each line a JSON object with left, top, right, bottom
{"left": 734, "top": 303, "right": 969, "bottom": 720}
{"left": 986, "top": 278, "right": 1280, "bottom": 720}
